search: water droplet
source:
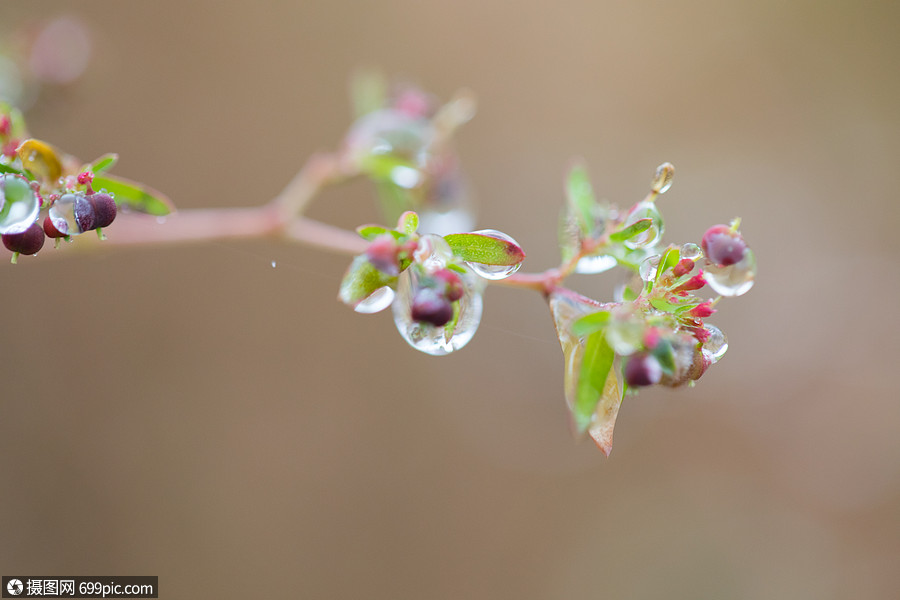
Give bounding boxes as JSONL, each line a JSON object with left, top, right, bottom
{"left": 680, "top": 243, "right": 702, "bottom": 261}
{"left": 465, "top": 229, "right": 522, "bottom": 280}
{"left": 576, "top": 253, "right": 617, "bottom": 274}
{"left": 704, "top": 249, "right": 756, "bottom": 296}
{"left": 156, "top": 216, "right": 167, "bottom": 225}
{"left": 639, "top": 254, "right": 661, "bottom": 282}
{"left": 414, "top": 233, "right": 453, "bottom": 270}
{"left": 354, "top": 285, "right": 395, "bottom": 314}
{"left": 47, "top": 193, "right": 86, "bottom": 235}
{"left": 0, "top": 174, "right": 41, "bottom": 235}
{"left": 392, "top": 266, "right": 483, "bottom": 355}
{"left": 651, "top": 162, "right": 675, "bottom": 194}
{"left": 702, "top": 324, "right": 728, "bottom": 363}
{"left": 271, "top": 260, "right": 277, "bottom": 268}
{"left": 622, "top": 201, "right": 663, "bottom": 249}
{"left": 389, "top": 165, "right": 421, "bottom": 189}
{"left": 345, "top": 109, "right": 435, "bottom": 170}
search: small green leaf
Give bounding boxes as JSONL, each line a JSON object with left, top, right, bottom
{"left": 0, "top": 163, "right": 25, "bottom": 176}
{"left": 397, "top": 211, "right": 418, "bottom": 235}
{"left": 443, "top": 299, "right": 461, "bottom": 342}
{"left": 622, "top": 285, "right": 639, "bottom": 302}
{"left": 444, "top": 232, "right": 525, "bottom": 266}
{"left": 574, "top": 331, "right": 615, "bottom": 433}
{"left": 87, "top": 153, "right": 118, "bottom": 174}
{"left": 610, "top": 218, "right": 652, "bottom": 243}
{"left": 649, "top": 296, "right": 689, "bottom": 313}
{"left": 92, "top": 174, "right": 174, "bottom": 216}
{"left": 566, "top": 162, "right": 596, "bottom": 237}
{"left": 338, "top": 254, "right": 395, "bottom": 307}
{"left": 356, "top": 224, "right": 396, "bottom": 241}
{"left": 656, "top": 247, "right": 681, "bottom": 281}
{"left": 571, "top": 310, "right": 611, "bottom": 337}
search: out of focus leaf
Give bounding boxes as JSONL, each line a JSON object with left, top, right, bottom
{"left": 566, "top": 162, "right": 596, "bottom": 237}
{"left": 350, "top": 68, "right": 387, "bottom": 118}
{"left": 444, "top": 232, "right": 525, "bottom": 266}
{"left": 0, "top": 163, "right": 25, "bottom": 175}
{"left": 338, "top": 254, "right": 396, "bottom": 307}
{"left": 571, "top": 310, "right": 611, "bottom": 337}
{"left": 397, "top": 210, "right": 418, "bottom": 235}
{"left": 357, "top": 224, "right": 402, "bottom": 241}
{"left": 92, "top": 174, "right": 174, "bottom": 216}
{"left": 87, "top": 153, "right": 118, "bottom": 174}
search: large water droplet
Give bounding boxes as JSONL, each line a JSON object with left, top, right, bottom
{"left": 704, "top": 249, "right": 756, "bottom": 296}
{"left": 639, "top": 254, "right": 661, "bottom": 282}
{"left": 622, "top": 201, "right": 663, "bottom": 249}
{"left": 345, "top": 109, "right": 434, "bottom": 169}
{"left": 680, "top": 243, "right": 702, "bottom": 261}
{"left": 575, "top": 253, "right": 617, "bottom": 274}
{"left": 392, "top": 267, "right": 483, "bottom": 355}
{"left": 702, "top": 324, "right": 728, "bottom": 363}
{"left": 465, "top": 229, "right": 522, "bottom": 280}
{"left": 0, "top": 174, "right": 40, "bottom": 235}
{"left": 47, "top": 193, "right": 85, "bottom": 235}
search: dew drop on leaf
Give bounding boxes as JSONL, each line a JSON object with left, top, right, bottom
{"left": 622, "top": 201, "right": 663, "bottom": 249}
{"left": 464, "top": 229, "right": 522, "bottom": 280}
{"left": 0, "top": 174, "right": 40, "bottom": 235}
{"left": 354, "top": 285, "right": 395, "bottom": 314}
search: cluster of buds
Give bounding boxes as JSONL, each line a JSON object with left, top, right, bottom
{"left": 0, "top": 102, "right": 172, "bottom": 263}
{"left": 339, "top": 211, "right": 525, "bottom": 356}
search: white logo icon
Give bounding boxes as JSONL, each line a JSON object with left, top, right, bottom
{"left": 6, "top": 579, "right": 24, "bottom": 596}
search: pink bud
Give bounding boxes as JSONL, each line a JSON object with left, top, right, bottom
{"left": 674, "top": 271, "right": 706, "bottom": 292}
{"left": 0, "top": 115, "right": 10, "bottom": 136}
{"left": 688, "top": 302, "right": 716, "bottom": 319}
{"left": 365, "top": 234, "right": 400, "bottom": 276}
{"left": 433, "top": 268, "right": 464, "bottom": 301}
{"left": 643, "top": 327, "right": 661, "bottom": 350}
{"left": 672, "top": 258, "right": 695, "bottom": 277}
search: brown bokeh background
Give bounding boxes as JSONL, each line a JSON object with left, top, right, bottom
{"left": 2, "top": 1, "right": 899, "bottom": 598}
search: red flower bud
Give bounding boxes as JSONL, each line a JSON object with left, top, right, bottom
{"left": 688, "top": 301, "right": 716, "bottom": 319}
{"left": 672, "top": 258, "right": 695, "bottom": 277}
{"left": 625, "top": 352, "right": 662, "bottom": 387}
{"left": 702, "top": 225, "right": 747, "bottom": 267}
{"left": 365, "top": 234, "right": 400, "bottom": 276}
{"left": 433, "top": 268, "right": 464, "bottom": 301}
{"left": 3, "top": 222, "right": 45, "bottom": 255}
{"left": 411, "top": 287, "right": 454, "bottom": 327}
{"left": 674, "top": 271, "right": 706, "bottom": 292}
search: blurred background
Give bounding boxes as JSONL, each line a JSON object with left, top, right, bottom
{"left": 2, "top": 1, "right": 898, "bottom": 598}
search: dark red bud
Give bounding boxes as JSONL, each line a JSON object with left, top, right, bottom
{"left": 702, "top": 225, "right": 747, "bottom": 267}
{"left": 411, "top": 287, "right": 454, "bottom": 327}
{"left": 88, "top": 193, "right": 117, "bottom": 228}
{"left": 73, "top": 194, "right": 96, "bottom": 232}
{"left": 433, "top": 268, "right": 464, "bottom": 301}
{"left": 624, "top": 352, "right": 662, "bottom": 387}
{"left": 42, "top": 216, "right": 67, "bottom": 238}
{"left": 3, "top": 222, "right": 46, "bottom": 255}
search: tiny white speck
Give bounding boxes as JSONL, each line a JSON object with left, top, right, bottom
{"left": 271, "top": 261, "right": 277, "bottom": 268}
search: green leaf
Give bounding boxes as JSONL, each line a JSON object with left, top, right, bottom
{"left": 622, "top": 285, "right": 639, "bottom": 302}
{"left": 444, "top": 232, "right": 525, "bottom": 266}
{"left": 338, "top": 254, "right": 395, "bottom": 307}
{"left": 571, "top": 310, "right": 611, "bottom": 337}
{"left": 566, "top": 162, "right": 596, "bottom": 237}
{"left": 397, "top": 211, "right": 418, "bottom": 235}
{"left": 656, "top": 247, "right": 681, "bottom": 281}
{"left": 356, "top": 224, "right": 398, "bottom": 241}
{"left": 92, "top": 174, "right": 174, "bottom": 216}
{"left": 0, "top": 163, "right": 25, "bottom": 176}
{"left": 610, "top": 218, "right": 652, "bottom": 243}
{"left": 574, "top": 331, "right": 616, "bottom": 433}
{"left": 443, "top": 299, "right": 461, "bottom": 342}
{"left": 87, "top": 153, "right": 118, "bottom": 174}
